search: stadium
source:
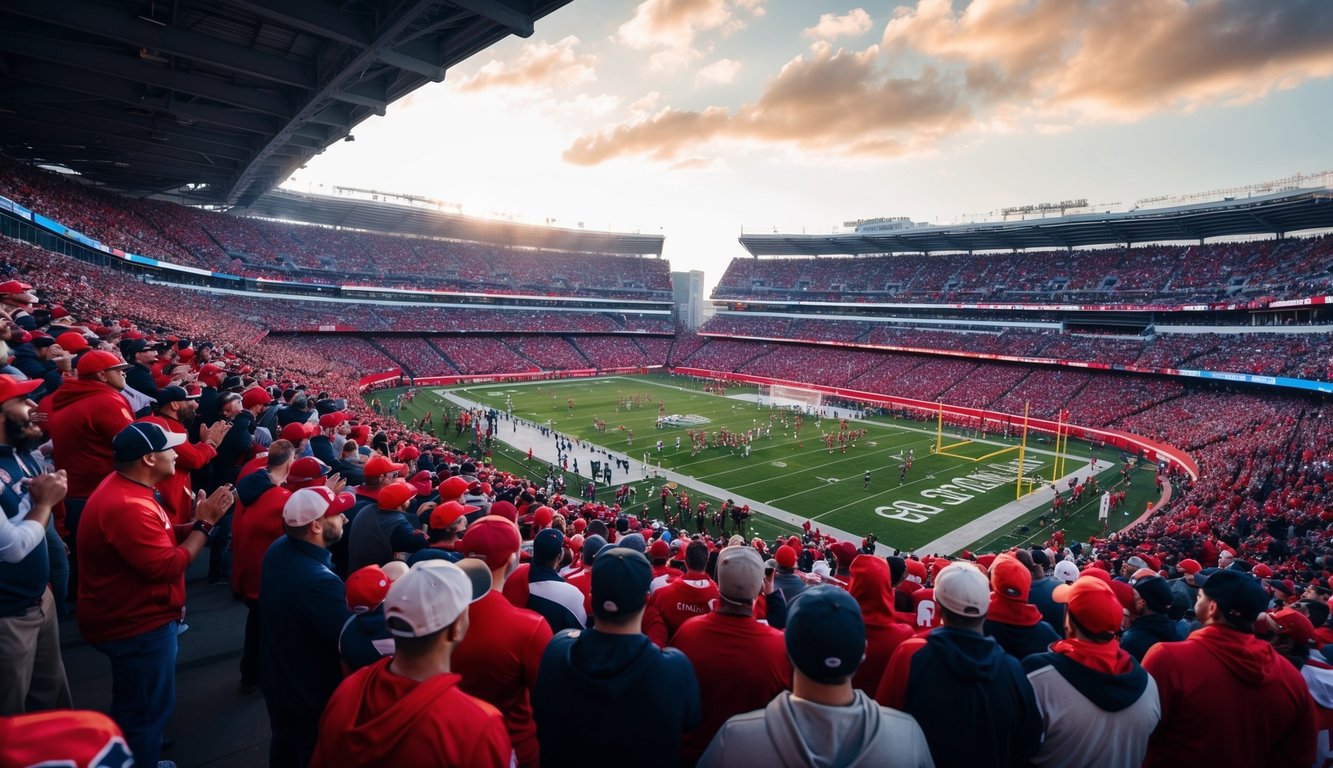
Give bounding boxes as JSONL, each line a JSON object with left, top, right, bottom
{"left": 1, "top": 1, "right": 1331, "bottom": 767}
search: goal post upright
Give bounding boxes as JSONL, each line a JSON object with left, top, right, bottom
{"left": 1016, "top": 401, "right": 1030, "bottom": 500}
{"left": 935, "top": 402, "right": 944, "bottom": 454}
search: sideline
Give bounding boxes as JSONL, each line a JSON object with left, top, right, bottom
{"left": 437, "top": 390, "right": 886, "bottom": 552}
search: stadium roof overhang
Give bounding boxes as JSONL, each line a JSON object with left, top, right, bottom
{"left": 0, "top": 0, "right": 571, "bottom": 207}
{"left": 240, "top": 189, "right": 666, "bottom": 255}
{"left": 739, "top": 190, "right": 1333, "bottom": 256}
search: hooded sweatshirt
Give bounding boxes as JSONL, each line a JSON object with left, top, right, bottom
{"left": 1120, "top": 611, "right": 1182, "bottom": 661}
{"left": 533, "top": 628, "right": 700, "bottom": 768}
{"left": 876, "top": 626, "right": 1042, "bottom": 767}
{"left": 1142, "top": 624, "right": 1316, "bottom": 768}
{"left": 697, "top": 690, "right": 933, "bottom": 768}
{"left": 848, "top": 556, "right": 915, "bottom": 695}
{"left": 310, "top": 657, "right": 512, "bottom": 768}
{"left": 230, "top": 469, "right": 289, "bottom": 601}
{"left": 1023, "top": 641, "right": 1160, "bottom": 768}
{"left": 45, "top": 378, "right": 134, "bottom": 498}
{"left": 984, "top": 596, "right": 1062, "bottom": 661}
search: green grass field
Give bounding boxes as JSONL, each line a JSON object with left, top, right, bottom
{"left": 369, "top": 374, "right": 1162, "bottom": 554}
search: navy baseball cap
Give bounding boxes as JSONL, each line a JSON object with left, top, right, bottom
{"left": 113, "top": 422, "right": 187, "bottom": 462}
{"left": 1200, "top": 569, "right": 1268, "bottom": 629}
{"left": 591, "top": 547, "right": 651, "bottom": 618}
{"left": 533, "top": 528, "right": 565, "bottom": 562}
{"left": 785, "top": 585, "right": 866, "bottom": 684}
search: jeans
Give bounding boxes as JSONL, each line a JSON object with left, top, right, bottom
{"left": 240, "top": 599, "right": 260, "bottom": 687}
{"left": 44, "top": 523, "right": 69, "bottom": 620}
{"left": 92, "top": 621, "right": 178, "bottom": 767}
{"left": 62, "top": 497, "right": 86, "bottom": 604}
{"left": 208, "top": 510, "right": 232, "bottom": 581}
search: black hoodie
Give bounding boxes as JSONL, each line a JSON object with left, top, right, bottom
{"left": 533, "top": 629, "right": 700, "bottom": 768}
{"left": 901, "top": 627, "right": 1043, "bottom": 767}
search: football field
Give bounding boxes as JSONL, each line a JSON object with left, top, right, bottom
{"left": 371, "top": 374, "right": 1161, "bottom": 554}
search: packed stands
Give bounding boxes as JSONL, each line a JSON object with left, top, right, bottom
{"left": 0, "top": 157, "right": 672, "bottom": 300}
{"left": 714, "top": 235, "right": 1333, "bottom": 304}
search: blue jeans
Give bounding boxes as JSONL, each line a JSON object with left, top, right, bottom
{"left": 44, "top": 522, "right": 69, "bottom": 619}
{"left": 92, "top": 621, "right": 178, "bottom": 766}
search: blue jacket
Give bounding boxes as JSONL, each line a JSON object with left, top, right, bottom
{"left": 347, "top": 505, "right": 429, "bottom": 572}
{"left": 258, "top": 535, "right": 350, "bottom": 722}
{"left": 1120, "top": 612, "right": 1182, "bottom": 661}
{"left": 902, "top": 626, "right": 1043, "bottom": 767}
{"left": 0, "top": 446, "right": 49, "bottom": 617}
{"left": 534, "top": 629, "right": 700, "bottom": 767}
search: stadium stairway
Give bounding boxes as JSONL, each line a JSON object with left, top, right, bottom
{"left": 367, "top": 337, "right": 415, "bottom": 378}
{"left": 426, "top": 338, "right": 464, "bottom": 374}
{"left": 566, "top": 335, "right": 596, "bottom": 367}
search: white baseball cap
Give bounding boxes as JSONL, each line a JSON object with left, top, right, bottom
{"left": 933, "top": 562, "right": 991, "bottom": 617}
{"left": 1053, "top": 560, "right": 1080, "bottom": 584}
{"left": 384, "top": 560, "right": 491, "bottom": 638}
{"left": 282, "top": 486, "right": 355, "bottom": 527}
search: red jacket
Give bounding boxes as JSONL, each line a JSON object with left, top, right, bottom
{"left": 311, "top": 658, "right": 512, "bottom": 768}
{"left": 76, "top": 473, "right": 192, "bottom": 643}
{"left": 231, "top": 467, "right": 290, "bottom": 601}
{"left": 848, "top": 556, "right": 916, "bottom": 695}
{"left": 137, "top": 414, "right": 216, "bottom": 525}
{"left": 46, "top": 379, "right": 134, "bottom": 499}
{"left": 648, "top": 570, "right": 719, "bottom": 640}
{"left": 1142, "top": 625, "right": 1316, "bottom": 768}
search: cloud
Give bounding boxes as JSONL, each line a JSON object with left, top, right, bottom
{"left": 570, "top": 0, "right": 1333, "bottom": 166}
{"left": 616, "top": 0, "right": 766, "bottom": 71}
{"left": 803, "top": 9, "right": 873, "bottom": 41}
{"left": 565, "top": 45, "right": 970, "bottom": 164}
{"left": 696, "top": 58, "right": 742, "bottom": 84}
{"left": 457, "top": 36, "right": 597, "bottom": 92}
{"left": 882, "top": 0, "right": 1333, "bottom": 116}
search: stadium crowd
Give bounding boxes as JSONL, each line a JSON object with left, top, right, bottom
{"left": 0, "top": 158, "right": 672, "bottom": 300}
{"left": 715, "top": 234, "right": 1333, "bottom": 304}
{"left": 698, "top": 315, "right": 1333, "bottom": 381}
{"left": 1, "top": 234, "right": 1333, "bottom": 768}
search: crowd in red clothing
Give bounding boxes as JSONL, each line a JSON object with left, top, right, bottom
{"left": 715, "top": 234, "right": 1333, "bottom": 304}
{"left": 0, "top": 157, "right": 672, "bottom": 300}
{"left": 698, "top": 314, "right": 1333, "bottom": 381}
{"left": 2, "top": 230, "right": 1333, "bottom": 768}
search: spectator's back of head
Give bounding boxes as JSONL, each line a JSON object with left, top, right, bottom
{"left": 785, "top": 585, "right": 866, "bottom": 684}
{"left": 685, "top": 540, "right": 708, "bottom": 572}
{"left": 592, "top": 548, "right": 652, "bottom": 623}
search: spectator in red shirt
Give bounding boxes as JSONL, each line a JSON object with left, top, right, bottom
{"left": 136, "top": 385, "right": 230, "bottom": 525}
{"left": 75, "top": 422, "right": 233, "bottom": 767}
{"left": 649, "top": 540, "right": 719, "bottom": 640}
{"left": 44, "top": 350, "right": 133, "bottom": 580}
{"left": 311, "top": 559, "right": 511, "bottom": 768}
{"left": 670, "top": 545, "right": 792, "bottom": 763}
{"left": 1143, "top": 569, "right": 1317, "bottom": 767}
{"left": 453, "top": 515, "right": 552, "bottom": 768}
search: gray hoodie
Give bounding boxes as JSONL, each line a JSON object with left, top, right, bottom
{"left": 697, "top": 690, "right": 934, "bottom": 768}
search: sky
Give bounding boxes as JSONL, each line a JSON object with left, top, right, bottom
{"left": 284, "top": 0, "right": 1333, "bottom": 293}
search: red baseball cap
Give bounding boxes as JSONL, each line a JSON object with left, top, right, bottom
{"left": 76, "top": 350, "right": 131, "bottom": 376}
{"left": 775, "top": 545, "right": 797, "bottom": 569}
{"left": 649, "top": 538, "right": 670, "bottom": 560}
{"left": 439, "top": 475, "right": 470, "bottom": 501}
{"left": 54, "top": 331, "right": 91, "bottom": 353}
{"left": 830, "top": 541, "right": 857, "bottom": 568}
{"left": 279, "top": 422, "right": 318, "bottom": 443}
{"left": 377, "top": 481, "right": 417, "bottom": 510}
{"left": 286, "top": 457, "right": 330, "bottom": 488}
{"left": 430, "top": 500, "right": 477, "bottom": 530}
{"left": 1178, "top": 559, "right": 1202, "bottom": 575}
{"left": 241, "top": 387, "right": 272, "bottom": 409}
{"left": 397, "top": 445, "right": 420, "bottom": 461}
{"left": 1054, "top": 576, "right": 1124, "bottom": 636}
{"left": 461, "top": 516, "right": 522, "bottom": 568}
{"left": 363, "top": 455, "right": 407, "bottom": 479}
{"left": 0, "top": 375, "right": 42, "bottom": 403}
{"left": 346, "top": 565, "right": 392, "bottom": 613}
{"left": 318, "top": 411, "right": 351, "bottom": 429}
{"left": 990, "top": 555, "right": 1031, "bottom": 601}
{"left": 1252, "top": 563, "right": 1274, "bottom": 579}
{"left": 1267, "top": 608, "right": 1315, "bottom": 647}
